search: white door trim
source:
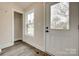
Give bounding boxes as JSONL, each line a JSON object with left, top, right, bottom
{"left": 12, "top": 9, "right": 24, "bottom": 44}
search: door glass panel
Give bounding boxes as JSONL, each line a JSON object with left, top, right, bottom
{"left": 50, "top": 2, "right": 69, "bottom": 30}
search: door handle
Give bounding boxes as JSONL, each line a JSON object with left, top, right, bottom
{"left": 45, "top": 30, "right": 49, "bottom": 32}
{"left": 46, "top": 27, "right": 48, "bottom": 29}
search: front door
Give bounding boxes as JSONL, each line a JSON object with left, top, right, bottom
{"left": 45, "top": 2, "right": 71, "bottom": 56}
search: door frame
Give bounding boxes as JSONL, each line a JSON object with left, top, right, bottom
{"left": 12, "top": 9, "right": 24, "bottom": 44}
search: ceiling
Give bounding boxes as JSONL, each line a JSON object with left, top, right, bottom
{"left": 0, "top": 2, "right": 40, "bottom": 10}
{"left": 13, "top": 2, "right": 34, "bottom": 9}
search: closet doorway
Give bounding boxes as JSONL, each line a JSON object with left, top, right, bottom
{"left": 14, "top": 11, "right": 23, "bottom": 42}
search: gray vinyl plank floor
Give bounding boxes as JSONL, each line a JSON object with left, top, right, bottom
{"left": 0, "top": 41, "right": 45, "bottom": 56}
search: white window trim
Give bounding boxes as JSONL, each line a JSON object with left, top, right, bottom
{"left": 24, "top": 9, "right": 34, "bottom": 37}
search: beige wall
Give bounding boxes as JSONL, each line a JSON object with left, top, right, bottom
{"left": 0, "top": 3, "right": 24, "bottom": 49}
{"left": 23, "top": 3, "right": 45, "bottom": 51}
{"left": 14, "top": 12, "right": 22, "bottom": 41}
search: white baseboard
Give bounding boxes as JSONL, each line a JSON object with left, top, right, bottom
{"left": 23, "top": 39, "right": 45, "bottom": 52}
{"left": 0, "top": 41, "right": 14, "bottom": 49}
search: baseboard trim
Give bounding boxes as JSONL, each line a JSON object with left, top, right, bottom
{"left": 0, "top": 41, "right": 14, "bottom": 49}
{"left": 22, "top": 41, "right": 50, "bottom": 56}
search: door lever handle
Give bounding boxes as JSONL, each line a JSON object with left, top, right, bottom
{"left": 45, "top": 30, "right": 49, "bottom": 32}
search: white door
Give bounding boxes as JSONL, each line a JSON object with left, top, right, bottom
{"left": 45, "top": 2, "right": 76, "bottom": 56}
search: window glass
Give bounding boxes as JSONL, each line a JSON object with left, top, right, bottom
{"left": 50, "top": 2, "right": 69, "bottom": 30}
{"left": 25, "top": 10, "right": 34, "bottom": 36}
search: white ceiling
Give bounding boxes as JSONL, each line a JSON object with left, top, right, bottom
{"left": 13, "top": 2, "right": 34, "bottom": 9}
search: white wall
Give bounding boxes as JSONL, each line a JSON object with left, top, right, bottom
{"left": 0, "top": 3, "right": 24, "bottom": 49}
{"left": 23, "top": 3, "right": 45, "bottom": 51}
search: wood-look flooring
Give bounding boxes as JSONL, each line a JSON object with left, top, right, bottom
{"left": 0, "top": 41, "right": 47, "bottom": 56}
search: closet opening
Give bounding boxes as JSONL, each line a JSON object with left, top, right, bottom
{"left": 14, "top": 11, "right": 23, "bottom": 43}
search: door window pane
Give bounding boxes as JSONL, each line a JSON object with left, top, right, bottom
{"left": 50, "top": 2, "right": 69, "bottom": 30}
